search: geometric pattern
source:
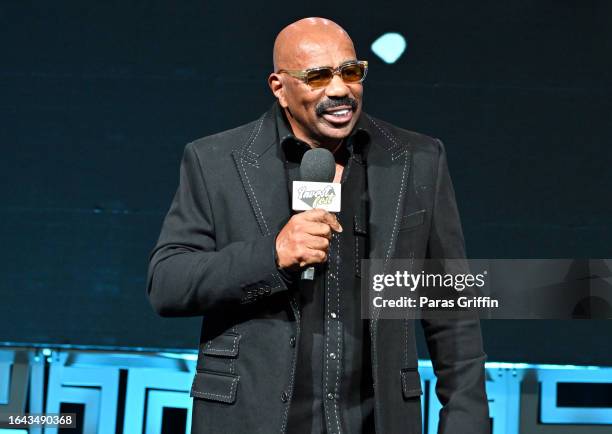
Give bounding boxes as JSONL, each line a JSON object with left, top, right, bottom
{"left": 123, "top": 368, "right": 193, "bottom": 434}
{"left": 45, "top": 351, "right": 119, "bottom": 434}
{"left": 539, "top": 368, "right": 612, "bottom": 424}
{"left": 0, "top": 348, "right": 611, "bottom": 434}
{"left": 0, "top": 348, "right": 195, "bottom": 434}
{"left": 420, "top": 363, "right": 521, "bottom": 434}
{"left": 421, "top": 361, "right": 612, "bottom": 434}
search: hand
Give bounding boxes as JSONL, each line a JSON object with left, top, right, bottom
{"left": 275, "top": 208, "right": 343, "bottom": 270}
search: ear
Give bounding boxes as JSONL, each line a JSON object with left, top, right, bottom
{"left": 268, "top": 73, "right": 288, "bottom": 108}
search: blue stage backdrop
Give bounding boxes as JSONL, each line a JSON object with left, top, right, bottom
{"left": 1, "top": 1, "right": 611, "bottom": 363}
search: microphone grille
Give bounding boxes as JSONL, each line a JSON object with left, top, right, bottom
{"left": 299, "top": 148, "right": 335, "bottom": 182}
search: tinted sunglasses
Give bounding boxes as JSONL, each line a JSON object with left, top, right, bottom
{"left": 277, "top": 60, "right": 368, "bottom": 89}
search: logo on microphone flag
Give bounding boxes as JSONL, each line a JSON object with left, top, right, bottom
{"left": 292, "top": 181, "right": 341, "bottom": 212}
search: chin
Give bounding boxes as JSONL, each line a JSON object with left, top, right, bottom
{"left": 321, "top": 124, "right": 354, "bottom": 139}
{"left": 317, "top": 132, "right": 349, "bottom": 146}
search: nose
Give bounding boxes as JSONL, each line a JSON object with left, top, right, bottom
{"left": 324, "top": 73, "right": 350, "bottom": 98}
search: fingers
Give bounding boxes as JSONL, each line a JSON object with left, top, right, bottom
{"left": 302, "top": 233, "right": 330, "bottom": 251}
{"left": 294, "top": 235, "right": 329, "bottom": 267}
{"left": 275, "top": 209, "right": 342, "bottom": 270}
{"left": 298, "top": 248, "right": 328, "bottom": 268}
{"left": 303, "top": 222, "right": 332, "bottom": 239}
{"left": 301, "top": 208, "right": 343, "bottom": 233}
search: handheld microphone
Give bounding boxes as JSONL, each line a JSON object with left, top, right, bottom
{"left": 293, "top": 148, "right": 340, "bottom": 280}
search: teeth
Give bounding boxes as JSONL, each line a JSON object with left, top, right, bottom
{"left": 329, "top": 109, "right": 349, "bottom": 116}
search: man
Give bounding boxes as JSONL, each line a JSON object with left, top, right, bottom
{"left": 147, "top": 17, "right": 489, "bottom": 434}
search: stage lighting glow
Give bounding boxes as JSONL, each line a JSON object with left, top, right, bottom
{"left": 158, "top": 352, "right": 198, "bottom": 361}
{"left": 371, "top": 32, "right": 406, "bottom": 64}
{"left": 418, "top": 360, "right": 603, "bottom": 371}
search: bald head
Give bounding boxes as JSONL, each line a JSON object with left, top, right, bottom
{"left": 273, "top": 18, "right": 355, "bottom": 71}
{"left": 268, "top": 18, "right": 364, "bottom": 150}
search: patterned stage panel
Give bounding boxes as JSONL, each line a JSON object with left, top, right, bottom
{"left": 0, "top": 348, "right": 611, "bottom": 433}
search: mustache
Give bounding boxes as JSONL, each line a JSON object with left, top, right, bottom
{"left": 315, "top": 97, "right": 358, "bottom": 116}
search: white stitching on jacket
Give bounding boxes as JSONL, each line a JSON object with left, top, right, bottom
{"left": 240, "top": 156, "right": 270, "bottom": 235}
{"left": 333, "top": 234, "right": 342, "bottom": 434}
{"left": 191, "top": 375, "right": 239, "bottom": 402}
{"left": 385, "top": 152, "right": 409, "bottom": 262}
{"left": 280, "top": 294, "right": 301, "bottom": 433}
{"left": 203, "top": 335, "right": 239, "bottom": 354}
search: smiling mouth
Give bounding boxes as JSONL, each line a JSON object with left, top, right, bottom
{"left": 321, "top": 106, "right": 354, "bottom": 125}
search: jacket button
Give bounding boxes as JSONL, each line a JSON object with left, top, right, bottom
{"left": 289, "top": 336, "right": 296, "bottom": 347}
{"left": 329, "top": 352, "right": 337, "bottom": 360}
{"left": 281, "top": 391, "right": 289, "bottom": 403}
{"left": 326, "top": 392, "right": 335, "bottom": 400}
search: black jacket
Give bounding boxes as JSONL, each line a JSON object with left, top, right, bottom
{"left": 147, "top": 103, "right": 490, "bottom": 434}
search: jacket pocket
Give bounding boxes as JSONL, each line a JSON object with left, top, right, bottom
{"left": 201, "top": 333, "right": 240, "bottom": 357}
{"left": 197, "top": 333, "right": 240, "bottom": 373}
{"left": 399, "top": 209, "right": 426, "bottom": 232}
{"left": 190, "top": 370, "right": 240, "bottom": 404}
{"left": 400, "top": 368, "right": 423, "bottom": 399}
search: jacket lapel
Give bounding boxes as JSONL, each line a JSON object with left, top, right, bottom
{"left": 364, "top": 115, "right": 412, "bottom": 265}
{"left": 231, "top": 105, "right": 291, "bottom": 237}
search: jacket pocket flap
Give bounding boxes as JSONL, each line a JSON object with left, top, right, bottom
{"left": 201, "top": 333, "right": 240, "bottom": 357}
{"left": 399, "top": 209, "right": 426, "bottom": 231}
{"left": 401, "top": 369, "right": 423, "bottom": 398}
{"left": 190, "top": 371, "right": 239, "bottom": 404}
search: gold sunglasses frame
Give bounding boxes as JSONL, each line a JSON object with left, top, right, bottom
{"left": 277, "top": 60, "right": 368, "bottom": 88}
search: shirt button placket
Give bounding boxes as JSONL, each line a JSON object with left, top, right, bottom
{"left": 324, "top": 231, "right": 342, "bottom": 433}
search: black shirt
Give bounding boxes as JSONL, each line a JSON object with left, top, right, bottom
{"left": 275, "top": 106, "right": 375, "bottom": 434}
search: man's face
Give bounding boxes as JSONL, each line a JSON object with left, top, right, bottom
{"left": 272, "top": 38, "right": 363, "bottom": 148}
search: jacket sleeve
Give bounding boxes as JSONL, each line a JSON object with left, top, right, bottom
{"left": 146, "top": 142, "right": 288, "bottom": 317}
{"left": 420, "top": 139, "right": 490, "bottom": 434}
